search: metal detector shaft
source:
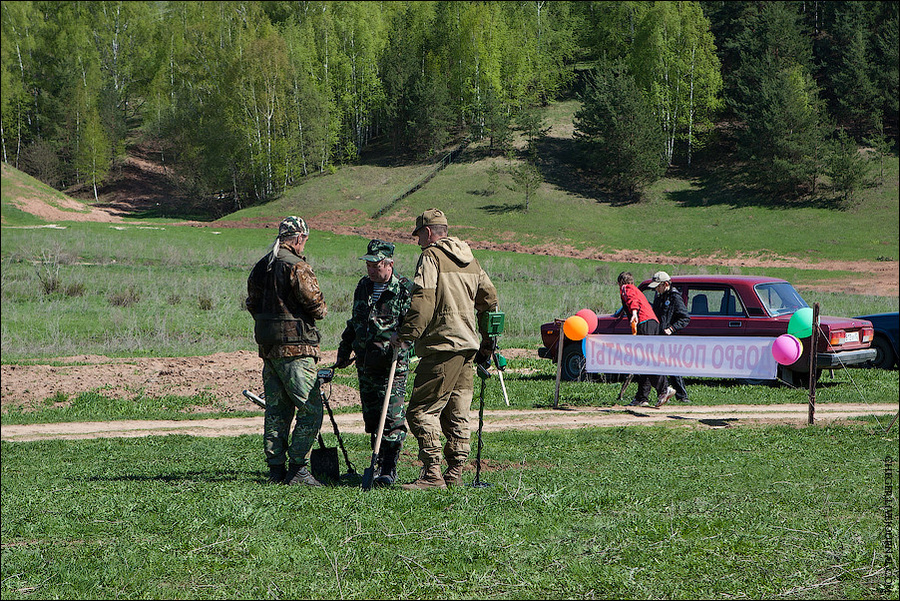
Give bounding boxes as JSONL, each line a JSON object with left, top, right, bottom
{"left": 242, "top": 389, "right": 266, "bottom": 409}
{"left": 472, "top": 375, "right": 489, "bottom": 487}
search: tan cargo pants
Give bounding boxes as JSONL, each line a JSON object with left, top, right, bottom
{"left": 405, "top": 349, "right": 476, "bottom": 468}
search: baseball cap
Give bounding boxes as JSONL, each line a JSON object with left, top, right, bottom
{"left": 412, "top": 208, "right": 448, "bottom": 235}
{"left": 647, "top": 271, "right": 671, "bottom": 288}
{"left": 278, "top": 216, "right": 309, "bottom": 238}
{"left": 359, "top": 239, "right": 394, "bottom": 262}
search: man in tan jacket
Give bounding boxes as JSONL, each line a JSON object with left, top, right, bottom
{"left": 392, "top": 209, "right": 499, "bottom": 489}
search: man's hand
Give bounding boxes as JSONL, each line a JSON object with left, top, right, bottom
{"left": 389, "top": 332, "right": 410, "bottom": 350}
{"left": 476, "top": 338, "right": 495, "bottom": 366}
{"left": 663, "top": 327, "right": 673, "bottom": 335}
{"left": 334, "top": 355, "right": 354, "bottom": 369}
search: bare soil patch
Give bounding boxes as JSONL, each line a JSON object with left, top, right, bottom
{"left": 2, "top": 350, "right": 896, "bottom": 443}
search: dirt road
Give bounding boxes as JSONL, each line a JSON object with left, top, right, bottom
{"left": 3, "top": 404, "right": 897, "bottom": 443}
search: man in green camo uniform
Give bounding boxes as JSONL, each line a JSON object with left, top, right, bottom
{"left": 391, "top": 209, "right": 499, "bottom": 490}
{"left": 246, "top": 216, "right": 329, "bottom": 487}
{"left": 335, "top": 239, "right": 412, "bottom": 487}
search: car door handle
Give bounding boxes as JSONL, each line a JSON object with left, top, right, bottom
{"left": 728, "top": 321, "right": 742, "bottom": 327}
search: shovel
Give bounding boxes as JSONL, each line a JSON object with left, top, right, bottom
{"left": 244, "top": 376, "right": 346, "bottom": 484}
{"left": 361, "top": 346, "right": 399, "bottom": 490}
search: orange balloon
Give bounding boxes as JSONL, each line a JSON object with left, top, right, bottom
{"left": 563, "top": 315, "right": 589, "bottom": 341}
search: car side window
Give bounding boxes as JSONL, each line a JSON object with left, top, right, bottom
{"left": 721, "top": 289, "right": 745, "bottom": 316}
{"left": 687, "top": 290, "right": 712, "bottom": 315}
{"left": 686, "top": 287, "right": 744, "bottom": 316}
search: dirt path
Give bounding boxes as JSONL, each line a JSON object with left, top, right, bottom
{"left": 2, "top": 403, "right": 896, "bottom": 443}
{"left": 2, "top": 350, "right": 897, "bottom": 442}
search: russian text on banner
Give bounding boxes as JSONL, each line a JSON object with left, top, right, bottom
{"left": 582, "top": 335, "right": 778, "bottom": 380}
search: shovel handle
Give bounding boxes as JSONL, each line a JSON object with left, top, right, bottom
{"left": 371, "top": 346, "right": 400, "bottom": 457}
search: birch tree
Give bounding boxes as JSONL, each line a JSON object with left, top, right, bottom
{"left": 629, "top": 1, "right": 721, "bottom": 166}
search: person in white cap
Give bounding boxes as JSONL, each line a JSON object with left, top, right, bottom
{"left": 649, "top": 271, "right": 692, "bottom": 404}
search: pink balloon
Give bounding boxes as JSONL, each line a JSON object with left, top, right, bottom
{"left": 575, "top": 309, "right": 598, "bottom": 334}
{"left": 772, "top": 334, "right": 803, "bottom": 365}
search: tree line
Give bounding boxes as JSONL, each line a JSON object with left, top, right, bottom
{"left": 2, "top": 1, "right": 897, "bottom": 208}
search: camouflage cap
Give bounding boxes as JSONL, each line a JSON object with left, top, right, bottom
{"left": 359, "top": 239, "right": 394, "bottom": 262}
{"left": 412, "top": 208, "right": 448, "bottom": 235}
{"left": 278, "top": 216, "right": 309, "bottom": 239}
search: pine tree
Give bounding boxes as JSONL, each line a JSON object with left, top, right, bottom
{"left": 729, "top": 2, "right": 830, "bottom": 199}
{"left": 573, "top": 64, "right": 666, "bottom": 198}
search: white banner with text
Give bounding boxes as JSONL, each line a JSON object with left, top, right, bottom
{"left": 582, "top": 335, "right": 778, "bottom": 379}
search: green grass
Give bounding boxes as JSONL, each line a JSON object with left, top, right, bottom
{"left": 2, "top": 424, "right": 896, "bottom": 599}
{"left": 0, "top": 164, "right": 88, "bottom": 226}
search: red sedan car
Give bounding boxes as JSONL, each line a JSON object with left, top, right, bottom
{"left": 539, "top": 275, "right": 876, "bottom": 385}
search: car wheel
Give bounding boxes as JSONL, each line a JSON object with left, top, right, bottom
{"left": 869, "top": 335, "right": 897, "bottom": 370}
{"left": 560, "top": 344, "right": 587, "bottom": 381}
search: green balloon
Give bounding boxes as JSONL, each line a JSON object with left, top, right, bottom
{"left": 787, "top": 307, "right": 814, "bottom": 338}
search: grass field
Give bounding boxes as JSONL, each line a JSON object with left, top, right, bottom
{"left": 223, "top": 100, "right": 900, "bottom": 265}
{"left": 2, "top": 423, "right": 897, "bottom": 599}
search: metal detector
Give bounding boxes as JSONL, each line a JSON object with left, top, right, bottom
{"left": 470, "top": 310, "right": 508, "bottom": 488}
{"left": 314, "top": 366, "right": 357, "bottom": 481}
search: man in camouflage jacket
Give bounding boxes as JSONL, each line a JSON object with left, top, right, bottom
{"left": 246, "top": 216, "right": 328, "bottom": 487}
{"left": 335, "top": 239, "right": 412, "bottom": 486}
{"left": 391, "top": 209, "right": 499, "bottom": 490}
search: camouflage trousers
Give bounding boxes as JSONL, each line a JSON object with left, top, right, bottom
{"left": 261, "top": 356, "right": 322, "bottom": 467}
{"left": 405, "top": 350, "right": 476, "bottom": 467}
{"left": 358, "top": 365, "right": 407, "bottom": 449}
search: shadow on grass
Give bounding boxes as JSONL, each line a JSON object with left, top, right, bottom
{"left": 530, "top": 123, "right": 848, "bottom": 210}
{"left": 478, "top": 202, "right": 527, "bottom": 214}
{"left": 83, "top": 469, "right": 366, "bottom": 487}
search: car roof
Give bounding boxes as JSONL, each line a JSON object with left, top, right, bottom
{"left": 639, "top": 274, "right": 788, "bottom": 286}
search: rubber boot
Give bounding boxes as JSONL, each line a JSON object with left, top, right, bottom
{"left": 443, "top": 462, "right": 465, "bottom": 487}
{"left": 375, "top": 445, "right": 400, "bottom": 487}
{"left": 267, "top": 463, "right": 287, "bottom": 484}
{"left": 400, "top": 463, "right": 447, "bottom": 490}
{"left": 284, "top": 463, "right": 323, "bottom": 487}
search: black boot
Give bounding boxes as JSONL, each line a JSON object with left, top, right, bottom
{"left": 375, "top": 444, "right": 400, "bottom": 487}
{"left": 284, "top": 463, "right": 323, "bottom": 487}
{"left": 267, "top": 463, "right": 287, "bottom": 484}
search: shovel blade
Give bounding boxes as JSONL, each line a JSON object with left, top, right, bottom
{"left": 310, "top": 447, "right": 340, "bottom": 484}
{"left": 360, "top": 452, "right": 378, "bottom": 490}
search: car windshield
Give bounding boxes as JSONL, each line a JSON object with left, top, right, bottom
{"left": 754, "top": 282, "right": 809, "bottom": 316}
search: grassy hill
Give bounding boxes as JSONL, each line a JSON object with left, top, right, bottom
{"left": 0, "top": 162, "right": 92, "bottom": 226}
{"left": 222, "top": 100, "right": 899, "bottom": 266}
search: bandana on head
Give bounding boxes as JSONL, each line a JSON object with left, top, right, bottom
{"left": 268, "top": 216, "right": 309, "bottom": 269}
